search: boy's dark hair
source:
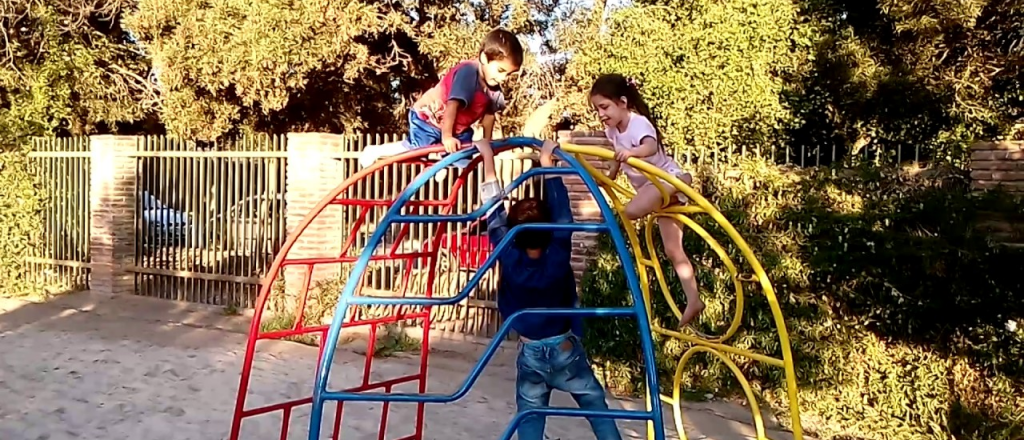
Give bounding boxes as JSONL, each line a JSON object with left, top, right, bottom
{"left": 507, "top": 197, "right": 552, "bottom": 250}
{"left": 590, "top": 73, "right": 662, "bottom": 146}
{"left": 480, "top": 28, "right": 525, "bottom": 68}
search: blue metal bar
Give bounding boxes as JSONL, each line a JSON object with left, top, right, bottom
{"left": 557, "top": 152, "right": 667, "bottom": 439}
{"left": 320, "top": 308, "right": 635, "bottom": 403}
{"left": 308, "top": 141, "right": 536, "bottom": 440}
{"left": 394, "top": 167, "right": 579, "bottom": 223}
{"left": 307, "top": 138, "right": 667, "bottom": 440}
{"left": 348, "top": 223, "right": 607, "bottom": 307}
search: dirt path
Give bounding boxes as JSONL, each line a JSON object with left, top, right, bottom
{"left": 0, "top": 292, "right": 801, "bottom": 440}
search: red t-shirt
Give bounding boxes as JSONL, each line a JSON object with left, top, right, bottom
{"left": 413, "top": 61, "right": 506, "bottom": 134}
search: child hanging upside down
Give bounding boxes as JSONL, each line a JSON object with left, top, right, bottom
{"left": 479, "top": 140, "right": 622, "bottom": 440}
{"left": 590, "top": 73, "right": 706, "bottom": 329}
{"left": 358, "top": 28, "right": 524, "bottom": 181}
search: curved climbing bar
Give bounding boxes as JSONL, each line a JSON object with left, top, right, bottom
{"left": 307, "top": 138, "right": 667, "bottom": 440}
{"left": 560, "top": 142, "right": 803, "bottom": 440}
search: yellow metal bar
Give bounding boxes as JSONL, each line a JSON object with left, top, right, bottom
{"left": 675, "top": 346, "right": 770, "bottom": 440}
{"left": 648, "top": 212, "right": 746, "bottom": 344}
{"left": 560, "top": 143, "right": 803, "bottom": 440}
{"left": 653, "top": 327, "right": 785, "bottom": 367}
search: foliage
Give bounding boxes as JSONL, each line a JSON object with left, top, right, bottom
{"left": 124, "top": 0, "right": 566, "bottom": 141}
{"left": 0, "top": 153, "right": 44, "bottom": 297}
{"left": 553, "top": 0, "right": 1024, "bottom": 166}
{"left": 371, "top": 323, "right": 421, "bottom": 358}
{"left": 783, "top": 0, "right": 1024, "bottom": 165}
{"left": 258, "top": 313, "right": 321, "bottom": 346}
{"left": 264, "top": 273, "right": 345, "bottom": 332}
{"left": 0, "top": 0, "right": 155, "bottom": 149}
{"left": 581, "top": 158, "right": 1024, "bottom": 439}
{"left": 557, "top": 0, "right": 810, "bottom": 159}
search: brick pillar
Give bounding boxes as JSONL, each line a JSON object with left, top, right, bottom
{"left": 557, "top": 131, "right": 614, "bottom": 286}
{"left": 89, "top": 135, "right": 137, "bottom": 295}
{"left": 284, "top": 133, "right": 346, "bottom": 306}
{"left": 970, "top": 141, "right": 1024, "bottom": 246}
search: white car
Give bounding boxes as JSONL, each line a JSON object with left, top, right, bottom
{"left": 139, "top": 190, "right": 190, "bottom": 247}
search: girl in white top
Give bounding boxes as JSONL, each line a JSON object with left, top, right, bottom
{"left": 590, "top": 73, "right": 705, "bottom": 328}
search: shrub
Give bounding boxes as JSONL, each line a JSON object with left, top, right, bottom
{"left": 0, "top": 152, "right": 44, "bottom": 298}
{"left": 581, "top": 157, "right": 1024, "bottom": 439}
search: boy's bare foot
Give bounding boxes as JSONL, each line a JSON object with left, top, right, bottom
{"left": 678, "top": 298, "right": 706, "bottom": 329}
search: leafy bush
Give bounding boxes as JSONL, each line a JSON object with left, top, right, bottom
{"left": 581, "top": 158, "right": 1024, "bottom": 439}
{"left": 0, "top": 153, "right": 44, "bottom": 298}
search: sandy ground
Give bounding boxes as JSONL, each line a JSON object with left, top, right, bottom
{"left": 0, "top": 291, "right": 802, "bottom": 440}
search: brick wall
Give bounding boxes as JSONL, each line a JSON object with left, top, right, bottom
{"left": 970, "top": 141, "right": 1024, "bottom": 246}
{"left": 557, "top": 131, "right": 614, "bottom": 286}
{"left": 970, "top": 141, "right": 1024, "bottom": 195}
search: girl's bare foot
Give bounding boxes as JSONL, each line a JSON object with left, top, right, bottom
{"left": 678, "top": 298, "right": 706, "bottom": 329}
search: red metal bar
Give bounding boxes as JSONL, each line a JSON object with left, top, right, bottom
{"left": 378, "top": 384, "right": 393, "bottom": 440}
{"left": 280, "top": 407, "right": 291, "bottom": 440}
{"left": 258, "top": 311, "right": 430, "bottom": 341}
{"left": 241, "top": 397, "right": 313, "bottom": 418}
{"left": 355, "top": 373, "right": 421, "bottom": 391}
{"left": 240, "top": 374, "right": 422, "bottom": 418}
{"left": 281, "top": 253, "right": 433, "bottom": 267}
{"left": 340, "top": 206, "right": 372, "bottom": 257}
{"left": 394, "top": 256, "right": 417, "bottom": 326}
{"left": 328, "top": 198, "right": 452, "bottom": 207}
{"left": 414, "top": 342, "right": 429, "bottom": 440}
{"left": 392, "top": 204, "right": 428, "bottom": 315}
{"left": 232, "top": 149, "right": 442, "bottom": 440}
{"left": 363, "top": 323, "right": 378, "bottom": 386}
{"left": 230, "top": 146, "right": 498, "bottom": 440}
{"left": 332, "top": 401, "right": 344, "bottom": 440}
{"left": 258, "top": 326, "right": 329, "bottom": 341}
{"left": 292, "top": 264, "right": 314, "bottom": 331}
{"left": 387, "top": 222, "right": 413, "bottom": 257}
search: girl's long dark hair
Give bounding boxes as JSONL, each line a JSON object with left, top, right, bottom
{"left": 589, "top": 73, "right": 663, "bottom": 147}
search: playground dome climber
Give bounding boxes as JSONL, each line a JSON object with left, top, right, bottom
{"left": 229, "top": 137, "right": 803, "bottom": 440}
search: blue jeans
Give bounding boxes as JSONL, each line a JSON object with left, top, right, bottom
{"left": 404, "top": 109, "right": 475, "bottom": 168}
{"left": 515, "top": 333, "right": 622, "bottom": 440}
{"left": 356, "top": 109, "right": 476, "bottom": 169}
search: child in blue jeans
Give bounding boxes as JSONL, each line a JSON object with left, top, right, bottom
{"left": 358, "top": 28, "right": 523, "bottom": 180}
{"left": 480, "top": 140, "right": 622, "bottom": 440}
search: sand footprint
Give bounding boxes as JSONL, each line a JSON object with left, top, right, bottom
{"left": 163, "top": 406, "right": 186, "bottom": 417}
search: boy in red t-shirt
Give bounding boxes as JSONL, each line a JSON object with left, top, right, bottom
{"left": 359, "top": 28, "right": 524, "bottom": 180}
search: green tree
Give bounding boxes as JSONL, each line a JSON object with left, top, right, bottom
{"left": 786, "top": 0, "right": 1024, "bottom": 164}
{"left": 557, "top": 0, "right": 810, "bottom": 160}
{"left": 125, "top": 0, "right": 566, "bottom": 141}
{"left": 0, "top": 0, "right": 155, "bottom": 149}
{"left": 557, "top": 0, "right": 1023, "bottom": 165}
